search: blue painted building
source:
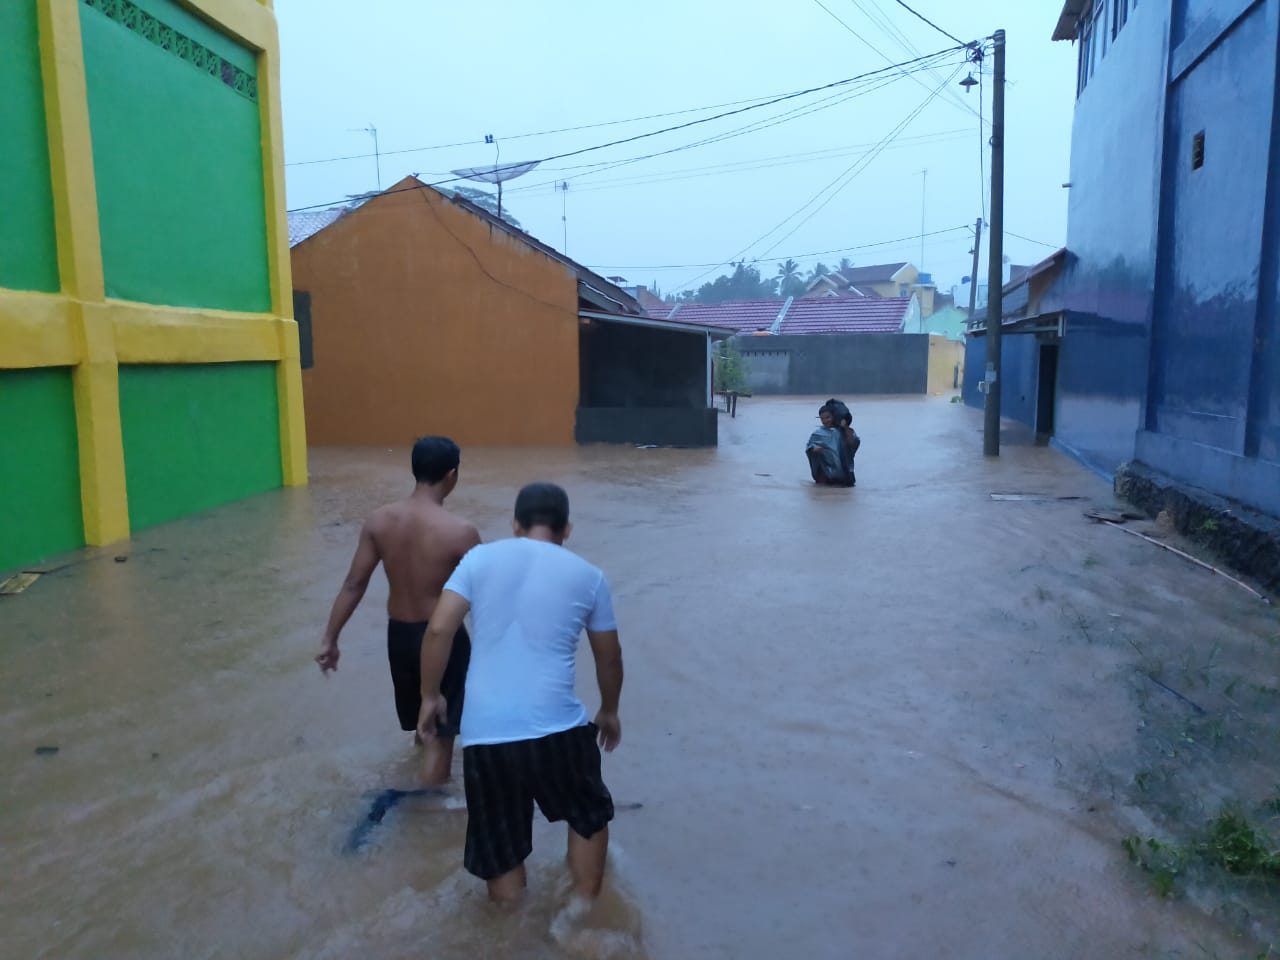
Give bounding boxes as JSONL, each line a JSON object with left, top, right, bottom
{"left": 968, "top": 0, "right": 1280, "bottom": 517}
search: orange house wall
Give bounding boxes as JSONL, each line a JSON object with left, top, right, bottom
{"left": 292, "top": 183, "right": 579, "bottom": 447}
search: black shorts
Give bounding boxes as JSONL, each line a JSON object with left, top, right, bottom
{"left": 462, "top": 724, "right": 615, "bottom": 880}
{"left": 386, "top": 619, "right": 470, "bottom": 737}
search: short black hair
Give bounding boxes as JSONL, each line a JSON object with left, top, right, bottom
{"left": 825, "top": 398, "right": 851, "bottom": 426}
{"left": 411, "top": 436, "right": 460, "bottom": 484}
{"left": 514, "top": 482, "right": 570, "bottom": 533}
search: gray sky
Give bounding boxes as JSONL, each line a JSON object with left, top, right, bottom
{"left": 276, "top": 0, "right": 1075, "bottom": 297}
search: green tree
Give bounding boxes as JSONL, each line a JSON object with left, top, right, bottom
{"left": 776, "top": 259, "right": 806, "bottom": 298}
{"left": 714, "top": 340, "right": 749, "bottom": 392}
{"left": 838, "top": 257, "right": 853, "bottom": 272}
{"left": 446, "top": 186, "right": 523, "bottom": 230}
{"left": 693, "top": 262, "right": 777, "bottom": 303}
{"left": 808, "top": 262, "right": 831, "bottom": 282}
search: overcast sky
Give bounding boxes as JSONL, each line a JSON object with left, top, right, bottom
{"left": 275, "top": 0, "right": 1075, "bottom": 297}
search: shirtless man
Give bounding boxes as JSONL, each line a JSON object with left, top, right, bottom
{"left": 316, "top": 436, "right": 480, "bottom": 784}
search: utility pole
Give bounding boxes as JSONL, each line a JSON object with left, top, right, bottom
{"left": 919, "top": 168, "right": 928, "bottom": 272}
{"left": 349, "top": 125, "right": 381, "bottom": 190}
{"left": 967, "top": 217, "right": 983, "bottom": 320}
{"left": 559, "top": 181, "right": 570, "bottom": 253}
{"left": 983, "top": 29, "right": 1006, "bottom": 457}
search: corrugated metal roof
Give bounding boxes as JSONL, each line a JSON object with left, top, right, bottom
{"left": 287, "top": 208, "right": 345, "bottom": 247}
{"left": 1053, "top": 0, "right": 1087, "bottom": 40}
{"left": 779, "top": 296, "right": 910, "bottom": 334}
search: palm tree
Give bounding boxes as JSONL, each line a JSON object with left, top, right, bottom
{"left": 839, "top": 257, "right": 854, "bottom": 273}
{"left": 776, "top": 258, "right": 802, "bottom": 287}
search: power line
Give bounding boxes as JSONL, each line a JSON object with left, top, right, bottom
{"left": 889, "top": 0, "right": 964, "bottom": 46}
{"left": 812, "top": 0, "right": 980, "bottom": 124}
{"left": 1006, "top": 231, "right": 1062, "bottom": 249}
{"left": 504, "top": 129, "right": 973, "bottom": 197}
{"left": 755, "top": 65, "right": 961, "bottom": 260}
{"left": 284, "top": 91, "right": 821, "bottom": 168}
{"left": 847, "top": 0, "right": 986, "bottom": 123}
{"left": 978, "top": 56, "right": 987, "bottom": 221}
{"left": 503, "top": 61, "right": 958, "bottom": 197}
{"left": 672, "top": 67, "right": 959, "bottom": 292}
{"left": 286, "top": 46, "right": 965, "bottom": 214}
{"left": 285, "top": 47, "right": 958, "bottom": 170}
{"left": 584, "top": 225, "right": 971, "bottom": 270}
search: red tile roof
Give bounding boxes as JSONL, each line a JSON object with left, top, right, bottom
{"left": 643, "top": 302, "right": 679, "bottom": 319}
{"left": 658, "top": 296, "right": 911, "bottom": 335}
{"left": 663, "top": 299, "right": 788, "bottom": 333}
{"left": 779, "top": 296, "right": 910, "bottom": 334}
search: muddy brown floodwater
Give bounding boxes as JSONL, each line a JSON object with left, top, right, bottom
{"left": 3, "top": 397, "right": 1277, "bottom": 959}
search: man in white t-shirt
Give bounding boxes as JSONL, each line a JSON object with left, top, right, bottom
{"left": 416, "top": 482, "right": 624, "bottom": 906}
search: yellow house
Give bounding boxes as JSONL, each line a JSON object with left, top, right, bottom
{"left": 1, "top": 0, "right": 305, "bottom": 573}
{"left": 804, "top": 261, "right": 937, "bottom": 317}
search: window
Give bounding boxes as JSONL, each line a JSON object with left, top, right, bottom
{"left": 1077, "top": 13, "right": 1095, "bottom": 95}
{"left": 1192, "top": 130, "right": 1205, "bottom": 170}
{"left": 1112, "top": 0, "right": 1129, "bottom": 40}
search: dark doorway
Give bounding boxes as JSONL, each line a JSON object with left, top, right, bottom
{"left": 1036, "top": 342, "right": 1059, "bottom": 444}
{"left": 293, "top": 290, "right": 314, "bottom": 370}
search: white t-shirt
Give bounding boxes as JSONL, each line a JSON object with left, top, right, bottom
{"left": 442, "top": 537, "right": 617, "bottom": 747}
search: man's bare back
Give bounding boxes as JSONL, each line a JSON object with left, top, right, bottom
{"left": 369, "top": 496, "right": 478, "bottom": 623}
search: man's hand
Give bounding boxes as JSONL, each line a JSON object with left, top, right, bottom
{"left": 315, "top": 639, "right": 340, "bottom": 674}
{"left": 594, "top": 710, "right": 621, "bottom": 752}
{"left": 417, "top": 693, "right": 449, "bottom": 742}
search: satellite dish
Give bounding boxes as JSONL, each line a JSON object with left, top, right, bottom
{"left": 450, "top": 156, "right": 541, "bottom": 221}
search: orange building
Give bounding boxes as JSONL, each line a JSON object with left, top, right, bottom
{"left": 290, "top": 176, "right": 718, "bottom": 448}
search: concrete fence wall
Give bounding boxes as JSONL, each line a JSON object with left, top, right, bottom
{"left": 732, "top": 334, "right": 930, "bottom": 395}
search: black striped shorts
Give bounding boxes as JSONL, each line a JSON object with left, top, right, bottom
{"left": 462, "top": 723, "right": 615, "bottom": 880}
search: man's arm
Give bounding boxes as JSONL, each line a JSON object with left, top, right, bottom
{"left": 587, "top": 628, "right": 624, "bottom": 751}
{"left": 315, "top": 521, "right": 380, "bottom": 674}
{"left": 416, "top": 589, "right": 471, "bottom": 740}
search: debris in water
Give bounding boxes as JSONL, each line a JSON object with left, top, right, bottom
{"left": 1089, "top": 516, "right": 1271, "bottom": 603}
{"left": 1142, "top": 672, "right": 1206, "bottom": 715}
{"left": 0, "top": 572, "right": 42, "bottom": 595}
{"left": 34, "top": 745, "right": 59, "bottom": 756}
{"left": 114, "top": 555, "right": 128, "bottom": 563}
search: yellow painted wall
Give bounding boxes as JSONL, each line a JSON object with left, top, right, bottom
{"left": 926, "top": 334, "right": 965, "bottom": 396}
{"left": 293, "top": 178, "right": 581, "bottom": 447}
{"left": 1, "top": 0, "right": 303, "bottom": 560}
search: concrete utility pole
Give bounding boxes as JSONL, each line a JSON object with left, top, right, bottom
{"left": 919, "top": 168, "right": 928, "bottom": 271}
{"left": 967, "top": 217, "right": 983, "bottom": 320}
{"left": 983, "top": 29, "right": 1006, "bottom": 457}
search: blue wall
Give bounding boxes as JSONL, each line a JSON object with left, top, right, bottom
{"left": 1055, "top": 0, "right": 1168, "bottom": 474}
{"left": 1057, "top": 0, "right": 1280, "bottom": 515}
{"left": 963, "top": 333, "right": 1040, "bottom": 431}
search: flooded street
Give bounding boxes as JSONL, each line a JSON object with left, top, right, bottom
{"left": 3, "top": 396, "right": 1276, "bottom": 959}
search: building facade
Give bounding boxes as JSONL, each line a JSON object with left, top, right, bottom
{"left": 1055, "top": 0, "right": 1280, "bottom": 515}
{"left": 1, "top": 0, "right": 306, "bottom": 572}
{"left": 968, "top": 0, "right": 1279, "bottom": 518}
{"left": 291, "top": 177, "right": 718, "bottom": 449}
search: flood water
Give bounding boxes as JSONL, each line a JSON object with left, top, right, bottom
{"left": 3, "top": 396, "right": 1275, "bottom": 958}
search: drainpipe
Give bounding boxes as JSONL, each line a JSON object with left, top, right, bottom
{"left": 769, "top": 296, "right": 794, "bottom": 335}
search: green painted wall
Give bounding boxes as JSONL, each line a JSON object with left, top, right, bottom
{"left": 0, "top": 369, "right": 84, "bottom": 572}
{"left": 81, "top": 0, "right": 271, "bottom": 312}
{"left": 118, "top": 363, "right": 282, "bottom": 531}
{"left": 0, "top": 2, "right": 60, "bottom": 293}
